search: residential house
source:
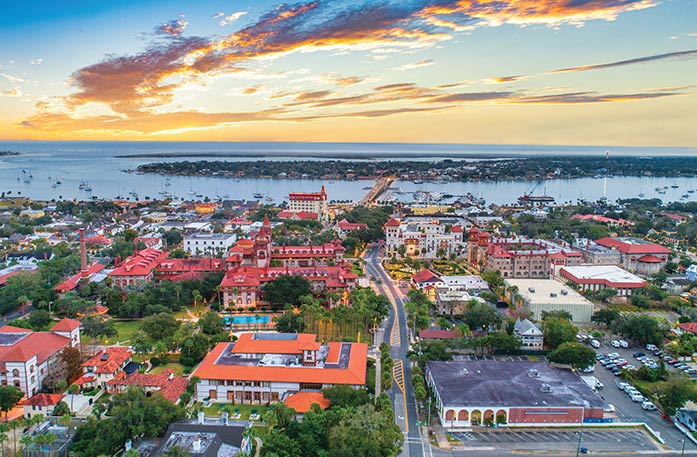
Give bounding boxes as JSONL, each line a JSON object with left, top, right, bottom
{"left": 513, "top": 318, "right": 544, "bottom": 351}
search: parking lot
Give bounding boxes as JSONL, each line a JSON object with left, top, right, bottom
{"left": 590, "top": 339, "right": 697, "bottom": 451}
{"left": 450, "top": 429, "right": 657, "bottom": 452}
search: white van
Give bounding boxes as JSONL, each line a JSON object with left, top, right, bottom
{"left": 631, "top": 394, "right": 646, "bottom": 403}
{"left": 642, "top": 401, "right": 657, "bottom": 411}
{"left": 645, "top": 344, "right": 658, "bottom": 351}
{"left": 591, "top": 339, "right": 601, "bottom": 348}
{"left": 619, "top": 340, "right": 629, "bottom": 348}
{"left": 611, "top": 340, "right": 621, "bottom": 348}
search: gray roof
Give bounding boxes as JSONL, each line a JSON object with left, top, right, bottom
{"left": 427, "top": 360, "right": 604, "bottom": 409}
{"left": 149, "top": 423, "right": 246, "bottom": 457}
{"left": 514, "top": 318, "right": 543, "bottom": 337}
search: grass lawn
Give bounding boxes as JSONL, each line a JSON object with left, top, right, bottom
{"left": 366, "top": 360, "right": 376, "bottom": 394}
{"left": 99, "top": 320, "right": 142, "bottom": 345}
{"left": 202, "top": 403, "right": 269, "bottom": 421}
{"left": 150, "top": 363, "right": 186, "bottom": 376}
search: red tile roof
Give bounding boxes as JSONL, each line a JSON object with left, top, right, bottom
{"left": 595, "top": 237, "right": 671, "bottom": 255}
{"left": 157, "top": 258, "right": 224, "bottom": 274}
{"left": 450, "top": 225, "right": 464, "bottom": 233}
{"left": 337, "top": 219, "right": 367, "bottom": 231}
{"left": 194, "top": 341, "right": 367, "bottom": 385}
{"left": 82, "top": 347, "right": 132, "bottom": 374}
{"left": 0, "top": 332, "right": 71, "bottom": 365}
{"left": 54, "top": 264, "right": 106, "bottom": 292}
{"left": 22, "top": 393, "right": 64, "bottom": 407}
{"left": 678, "top": 322, "right": 697, "bottom": 334}
{"left": 158, "top": 376, "right": 189, "bottom": 403}
{"left": 109, "top": 248, "right": 169, "bottom": 278}
{"left": 51, "top": 318, "right": 82, "bottom": 332}
{"left": 411, "top": 269, "right": 441, "bottom": 284}
{"left": 73, "top": 374, "right": 96, "bottom": 386}
{"left": 278, "top": 211, "right": 319, "bottom": 220}
{"left": 285, "top": 392, "right": 329, "bottom": 413}
{"left": 638, "top": 255, "right": 664, "bottom": 263}
{"left": 233, "top": 333, "right": 320, "bottom": 354}
{"left": 84, "top": 235, "right": 112, "bottom": 246}
{"left": 418, "top": 330, "right": 460, "bottom": 340}
{"left": 108, "top": 370, "right": 172, "bottom": 388}
{"left": 384, "top": 218, "right": 400, "bottom": 227}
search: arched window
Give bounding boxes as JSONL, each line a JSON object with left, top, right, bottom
{"left": 30, "top": 365, "right": 35, "bottom": 373}
{"left": 12, "top": 369, "right": 19, "bottom": 377}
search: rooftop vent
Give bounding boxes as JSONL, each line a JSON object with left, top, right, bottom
{"left": 100, "top": 353, "right": 109, "bottom": 361}
{"left": 550, "top": 292, "right": 557, "bottom": 298}
{"left": 540, "top": 384, "right": 552, "bottom": 393}
{"left": 528, "top": 287, "right": 536, "bottom": 293}
{"left": 561, "top": 289, "right": 569, "bottom": 295}
{"left": 527, "top": 369, "right": 539, "bottom": 378}
{"left": 462, "top": 368, "right": 469, "bottom": 375}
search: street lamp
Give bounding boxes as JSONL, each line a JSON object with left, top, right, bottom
{"left": 575, "top": 430, "right": 583, "bottom": 457}
{"left": 681, "top": 438, "right": 686, "bottom": 457}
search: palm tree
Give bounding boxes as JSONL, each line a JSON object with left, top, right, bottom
{"left": 0, "top": 432, "right": 8, "bottom": 457}
{"left": 18, "top": 435, "right": 33, "bottom": 456}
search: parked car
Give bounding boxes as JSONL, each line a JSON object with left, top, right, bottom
{"left": 617, "top": 381, "right": 630, "bottom": 390}
{"left": 616, "top": 360, "right": 629, "bottom": 367}
{"left": 582, "top": 365, "right": 596, "bottom": 373}
{"left": 645, "top": 344, "right": 658, "bottom": 351}
{"left": 611, "top": 340, "right": 621, "bottom": 348}
{"left": 596, "top": 353, "right": 606, "bottom": 360}
{"left": 607, "top": 352, "right": 620, "bottom": 359}
{"left": 633, "top": 352, "right": 645, "bottom": 358}
{"left": 631, "top": 394, "right": 646, "bottom": 403}
{"left": 654, "top": 350, "right": 663, "bottom": 357}
{"left": 590, "top": 339, "right": 601, "bottom": 349}
{"left": 606, "top": 363, "right": 617, "bottom": 370}
{"left": 619, "top": 340, "right": 629, "bottom": 348}
{"left": 642, "top": 401, "right": 657, "bottom": 411}
{"left": 612, "top": 369, "right": 622, "bottom": 376}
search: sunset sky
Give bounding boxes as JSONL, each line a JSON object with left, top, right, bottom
{"left": 0, "top": 0, "right": 695, "bottom": 146}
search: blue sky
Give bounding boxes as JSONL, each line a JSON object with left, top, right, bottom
{"left": 0, "top": 0, "right": 695, "bottom": 146}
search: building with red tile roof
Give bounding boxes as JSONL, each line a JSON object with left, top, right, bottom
{"left": 54, "top": 263, "right": 106, "bottom": 293}
{"left": 571, "top": 214, "right": 634, "bottom": 227}
{"left": 335, "top": 218, "right": 368, "bottom": 239}
{"left": 411, "top": 269, "right": 443, "bottom": 289}
{"left": 284, "top": 391, "right": 329, "bottom": 413}
{"left": 467, "top": 230, "right": 583, "bottom": 278}
{"left": 109, "top": 248, "right": 169, "bottom": 288}
{"left": 157, "top": 258, "right": 224, "bottom": 278}
{"left": 594, "top": 237, "right": 671, "bottom": 275}
{"left": 677, "top": 322, "right": 697, "bottom": 336}
{"left": 106, "top": 369, "right": 188, "bottom": 403}
{"left": 0, "top": 319, "right": 80, "bottom": 398}
{"left": 82, "top": 346, "right": 132, "bottom": 388}
{"left": 560, "top": 265, "right": 646, "bottom": 297}
{"left": 193, "top": 333, "right": 367, "bottom": 405}
{"left": 134, "top": 236, "right": 163, "bottom": 249}
{"left": 22, "top": 393, "right": 65, "bottom": 419}
{"left": 418, "top": 329, "right": 460, "bottom": 340}
{"left": 83, "top": 235, "right": 113, "bottom": 248}
{"left": 288, "top": 186, "right": 328, "bottom": 221}
{"left": 278, "top": 211, "right": 319, "bottom": 221}
{"left": 219, "top": 217, "right": 354, "bottom": 309}
{"left": 384, "top": 216, "right": 466, "bottom": 259}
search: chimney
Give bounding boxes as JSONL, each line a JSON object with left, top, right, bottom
{"left": 79, "top": 228, "right": 88, "bottom": 278}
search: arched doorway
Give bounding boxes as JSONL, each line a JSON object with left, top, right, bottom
{"left": 496, "top": 410, "right": 507, "bottom": 424}
{"left": 445, "top": 410, "right": 455, "bottom": 421}
{"left": 458, "top": 410, "right": 469, "bottom": 421}
{"left": 483, "top": 410, "right": 494, "bottom": 425}
{"left": 470, "top": 410, "right": 482, "bottom": 426}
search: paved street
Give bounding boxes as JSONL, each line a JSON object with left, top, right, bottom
{"left": 365, "top": 245, "right": 427, "bottom": 457}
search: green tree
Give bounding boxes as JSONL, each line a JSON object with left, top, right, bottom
{"left": 52, "top": 401, "right": 70, "bottom": 417}
{"left": 543, "top": 317, "right": 578, "bottom": 350}
{"left": 163, "top": 445, "right": 189, "bottom": 457}
{"left": 613, "top": 314, "right": 667, "bottom": 346}
{"left": 274, "top": 309, "right": 305, "bottom": 333}
{"left": 180, "top": 333, "right": 210, "bottom": 367}
{"left": 548, "top": 342, "right": 596, "bottom": 370}
{"left": 141, "top": 312, "right": 181, "bottom": 341}
{"left": 464, "top": 300, "right": 502, "bottom": 331}
{"left": 0, "top": 386, "right": 23, "bottom": 421}
{"left": 322, "top": 386, "right": 370, "bottom": 409}
{"left": 81, "top": 316, "right": 117, "bottom": 341}
{"left": 198, "top": 311, "right": 224, "bottom": 336}
{"left": 327, "top": 404, "right": 403, "bottom": 457}
{"left": 28, "top": 309, "right": 51, "bottom": 330}
{"left": 657, "top": 379, "right": 695, "bottom": 415}
{"left": 591, "top": 309, "right": 620, "bottom": 328}
{"left": 595, "top": 287, "right": 618, "bottom": 302}
{"left": 263, "top": 275, "right": 313, "bottom": 307}
{"left": 162, "top": 229, "right": 183, "bottom": 248}
{"left": 541, "top": 310, "right": 573, "bottom": 322}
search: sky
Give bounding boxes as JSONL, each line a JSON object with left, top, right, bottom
{"left": 0, "top": 0, "right": 696, "bottom": 146}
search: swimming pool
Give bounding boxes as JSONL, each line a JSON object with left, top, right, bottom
{"left": 224, "top": 315, "right": 272, "bottom": 325}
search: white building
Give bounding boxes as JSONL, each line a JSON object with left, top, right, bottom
{"left": 504, "top": 278, "right": 595, "bottom": 322}
{"left": 384, "top": 216, "right": 466, "bottom": 259}
{"left": 193, "top": 333, "right": 367, "bottom": 404}
{"left": 559, "top": 265, "right": 646, "bottom": 297}
{"left": 287, "top": 187, "right": 328, "bottom": 222}
{"left": 0, "top": 319, "right": 81, "bottom": 398}
{"left": 513, "top": 318, "right": 544, "bottom": 351}
{"left": 184, "top": 232, "right": 237, "bottom": 256}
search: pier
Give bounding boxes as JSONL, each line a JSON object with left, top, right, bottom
{"left": 358, "top": 176, "right": 394, "bottom": 206}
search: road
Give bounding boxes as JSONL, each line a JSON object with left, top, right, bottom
{"left": 365, "top": 245, "right": 426, "bottom": 457}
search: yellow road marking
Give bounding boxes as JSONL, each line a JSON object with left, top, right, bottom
{"left": 392, "top": 359, "right": 409, "bottom": 433}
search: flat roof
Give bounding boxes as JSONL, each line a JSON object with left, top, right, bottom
{"left": 561, "top": 265, "right": 645, "bottom": 286}
{"left": 505, "top": 279, "right": 592, "bottom": 306}
{"left": 427, "top": 360, "right": 604, "bottom": 409}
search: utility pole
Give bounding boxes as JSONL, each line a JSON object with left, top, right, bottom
{"left": 681, "top": 438, "right": 686, "bottom": 457}
{"left": 575, "top": 430, "right": 583, "bottom": 457}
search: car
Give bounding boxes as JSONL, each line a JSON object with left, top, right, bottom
{"left": 647, "top": 364, "right": 660, "bottom": 369}
{"left": 605, "top": 363, "right": 617, "bottom": 370}
{"left": 590, "top": 339, "right": 601, "bottom": 349}
{"left": 582, "top": 365, "right": 596, "bottom": 373}
{"left": 604, "top": 404, "right": 616, "bottom": 413}
{"left": 616, "top": 360, "right": 629, "bottom": 367}
{"left": 642, "top": 401, "right": 657, "bottom": 411}
{"left": 611, "top": 340, "right": 621, "bottom": 348}
{"left": 633, "top": 352, "right": 645, "bottom": 358}
{"left": 619, "top": 340, "right": 629, "bottom": 348}
{"left": 687, "top": 369, "right": 697, "bottom": 375}
{"left": 675, "top": 363, "right": 687, "bottom": 370}
{"left": 667, "top": 358, "right": 679, "bottom": 365}
{"left": 646, "top": 344, "right": 658, "bottom": 351}
{"left": 631, "top": 394, "right": 647, "bottom": 403}
{"left": 663, "top": 355, "right": 672, "bottom": 362}
{"left": 608, "top": 352, "right": 620, "bottom": 359}
{"left": 625, "top": 365, "right": 637, "bottom": 370}
{"left": 612, "top": 369, "right": 622, "bottom": 376}
{"left": 599, "top": 359, "right": 611, "bottom": 366}
{"left": 617, "top": 381, "right": 630, "bottom": 390}
{"left": 654, "top": 350, "right": 663, "bottom": 357}
{"left": 596, "top": 353, "right": 606, "bottom": 360}
{"left": 683, "top": 365, "right": 693, "bottom": 372}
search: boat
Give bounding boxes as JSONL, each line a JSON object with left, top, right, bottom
{"left": 51, "top": 183, "right": 58, "bottom": 189}
{"left": 638, "top": 193, "right": 645, "bottom": 197}
{"left": 253, "top": 193, "right": 264, "bottom": 199}
{"left": 518, "top": 194, "right": 555, "bottom": 203}
{"left": 129, "top": 190, "right": 138, "bottom": 196}
{"left": 682, "top": 194, "right": 689, "bottom": 199}
{"left": 412, "top": 180, "right": 424, "bottom": 184}
{"left": 195, "top": 193, "right": 203, "bottom": 198}
{"left": 689, "top": 190, "right": 695, "bottom": 194}
{"left": 84, "top": 185, "right": 92, "bottom": 192}
{"left": 265, "top": 196, "right": 273, "bottom": 202}
{"left": 671, "top": 185, "right": 679, "bottom": 189}
{"left": 223, "top": 193, "right": 230, "bottom": 199}
{"left": 23, "top": 177, "right": 31, "bottom": 183}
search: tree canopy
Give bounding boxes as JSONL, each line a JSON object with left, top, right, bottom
{"left": 263, "top": 275, "right": 313, "bottom": 307}
{"left": 548, "top": 342, "right": 596, "bottom": 370}
{"left": 543, "top": 317, "right": 577, "bottom": 350}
